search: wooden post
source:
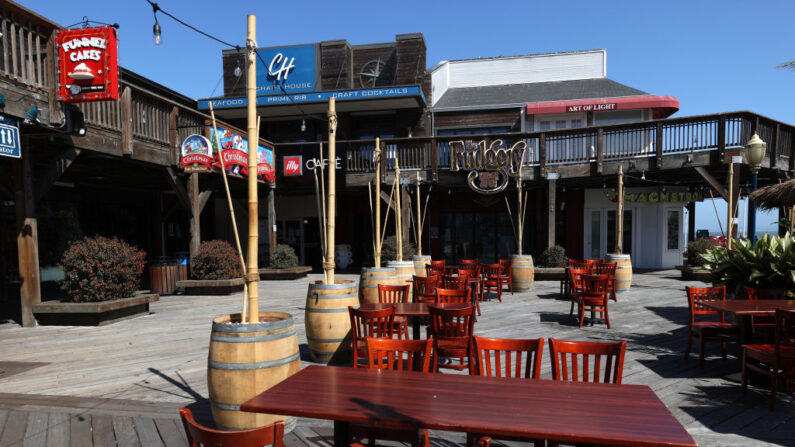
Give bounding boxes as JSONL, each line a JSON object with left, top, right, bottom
{"left": 245, "top": 15, "right": 259, "bottom": 322}
{"left": 268, "top": 187, "right": 276, "bottom": 259}
{"left": 547, "top": 178, "right": 556, "bottom": 249}
{"left": 687, "top": 202, "right": 696, "bottom": 243}
{"left": 616, "top": 165, "right": 624, "bottom": 254}
{"left": 13, "top": 143, "right": 40, "bottom": 327}
{"left": 416, "top": 171, "right": 422, "bottom": 255}
{"left": 717, "top": 115, "right": 726, "bottom": 163}
{"left": 517, "top": 176, "right": 523, "bottom": 255}
{"left": 596, "top": 128, "right": 604, "bottom": 174}
{"left": 374, "top": 138, "right": 381, "bottom": 268}
{"left": 324, "top": 97, "right": 337, "bottom": 284}
{"left": 727, "top": 162, "right": 734, "bottom": 250}
{"left": 395, "top": 157, "right": 403, "bottom": 261}
{"left": 154, "top": 192, "right": 164, "bottom": 257}
{"left": 188, "top": 173, "right": 200, "bottom": 265}
{"left": 655, "top": 123, "right": 663, "bottom": 169}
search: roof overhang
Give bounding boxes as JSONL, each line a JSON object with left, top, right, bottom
{"left": 525, "top": 95, "right": 679, "bottom": 119}
{"left": 198, "top": 85, "right": 426, "bottom": 119}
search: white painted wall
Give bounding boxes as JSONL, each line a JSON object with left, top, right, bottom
{"left": 431, "top": 50, "right": 606, "bottom": 104}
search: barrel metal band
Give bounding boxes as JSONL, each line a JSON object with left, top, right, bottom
{"left": 311, "top": 348, "right": 352, "bottom": 356}
{"left": 211, "top": 329, "right": 296, "bottom": 343}
{"left": 309, "top": 280, "right": 359, "bottom": 289}
{"left": 308, "top": 293, "right": 358, "bottom": 300}
{"left": 212, "top": 317, "right": 294, "bottom": 333}
{"left": 208, "top": 352, "right": 299, "bottom": 370}
{"left": 305, "top": 307, "right": 349, "bottom": 313}
{"left": 307, "top": 336, "right": 348, "bottom": 343}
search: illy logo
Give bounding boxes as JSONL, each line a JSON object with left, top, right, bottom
{"left": 284, "top": 155, "right": 302, "bottom": 176}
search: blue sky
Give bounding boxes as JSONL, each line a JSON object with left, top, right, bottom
{"left": 24, "top": 0, "right": 794, "bottom": 234}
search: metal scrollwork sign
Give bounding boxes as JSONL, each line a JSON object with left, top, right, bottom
{"left": 450, "top": 139, "right": 527, "bottom": 194}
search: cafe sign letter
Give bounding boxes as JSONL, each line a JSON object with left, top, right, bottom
{"left": 450, "top": 139, "right": 527, "bottom": 194}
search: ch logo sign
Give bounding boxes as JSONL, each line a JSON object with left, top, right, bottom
{"left": 268, "top": 53, "right": 296, "bottom": 81}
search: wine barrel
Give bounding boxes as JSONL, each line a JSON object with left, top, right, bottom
{"left": 305, "top": 279, "right": 358, "bottom": 363}
{"left": 208, "top": 312, "right": 300, "bottom": 431}
{"left": 412, "top": 255, "right": 432, "bottom": 277}
{"left": 360, "top": 267, "right": 397, "bottom": 304}
{"left": 387, "top": 260, "right": 415, "bottom": 301}
{"left": 511, "top": 254, "right": 534, "bottom": 291}
{"left": 606, "top": 253, "right": 632, "bottom": 291}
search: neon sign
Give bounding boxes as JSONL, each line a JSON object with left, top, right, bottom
{"left": 450, "top": 139, "right": 527, "bottom": 194}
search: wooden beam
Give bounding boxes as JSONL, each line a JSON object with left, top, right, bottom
{"left": 120, "top": 86, "right": 133, "bottom": 155}
{"left": 539, "top": 133, "right": 547, "bottom": 178}
{"left": 198, "top": 190, "right": 213, "bottom": 214}
{"left": 686, "top": 202, "right": 696, "bottom": 243}
{"left": 169, "top": 106, "right": 179, "bottom": 165}
{"left": 13, "top": 142, "right": 41, "bottom": 327}
{"left": 163, "top": 167, "right": 191, "bottom": 212}
{"left": 694, "top": 167, "right": 729, "bottom": 201}
{"left": 34, "top": 148, "right": 80, "bottom": 205}
{"left": 770, "top": 123, "right": 780, "bottom": 169}
{"left": 596, "top": 128, "right": 604, "bottom": 174}
{"left": 45, "top": 29, "right": 60, "bottom": 125}
{"left": 655, "top": 123, "right": 663, "bottom": 169}
{"left": 380, "top": 190, "right": 396, "bottom": 210}
{"left": 547, "top": 178, "right": 556, "bottom": 249}
{"left": 188, "top": 173, "right": 200, "bottom": 264}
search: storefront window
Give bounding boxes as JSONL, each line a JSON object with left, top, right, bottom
{"left": 667, "top": 210, "right": 680, "bottom": 250}
{"left": 590, "top": 211, "right": 601, "bottom": 259}
{"left": 440, "top": 211, "right": 515, "bottom": 263}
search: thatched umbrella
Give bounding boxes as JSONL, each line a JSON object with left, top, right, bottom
{"left": 749, "top": 179, "right": 795, "bottom": 210}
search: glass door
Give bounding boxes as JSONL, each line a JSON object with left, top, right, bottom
{"left": 586, "top": 210, "right": 602, "bottom": 260}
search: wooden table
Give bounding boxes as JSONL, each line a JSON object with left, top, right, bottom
{"left": 358, "top": 302, "right": 470, "bottom": 340}
{"left": 241, "top": 365, "right": 696, "bottom": 447}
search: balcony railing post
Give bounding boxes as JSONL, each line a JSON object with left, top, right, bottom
{"left": 169, "top": 106, "right": 179, "bottom": 165}
{"left": 596, "top": 128, "right": 603, "bottom": 173}
{"left": 717, "top": 115, "right": 726, "bottom": 163}
{"left": 770, "top": 123, "right": 780, "bottom": 169}
{"left": 431, "top": 138, "right": 438, "bottom": 182}
{"left": 46, "top": 29, "right": 60, "bottom": 124}
{"left": 539, "top": 133, "right": 547, "bottom": 177}
{"left": 655, "top": 122, "right": 663, "bottom": 169}
{"left": 121, "top": 86, "right": 133, "bottom": 155}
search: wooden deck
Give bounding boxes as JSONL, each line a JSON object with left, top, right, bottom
{"left": 0, "top": 270, "right": 792, "bottom": 446}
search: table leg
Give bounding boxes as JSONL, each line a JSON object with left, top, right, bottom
{"left": 412, "top": 316, "right": 421, "bottom": 340}
{"left": 724, "top": 314, "right": 752, "bottom": 383}
{"left": 334, "top": 420, "right": 350, "bottom": 447}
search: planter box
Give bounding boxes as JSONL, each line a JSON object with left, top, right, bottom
{"left": 176, "top": 278, "right": 245, "bottom": 295}
{"left": 534, "top": 267, "right": 566, "bottom": 281}
{"left": 258, "top": 266, "right": 312, "bottom": 280}
{"left": 675, "top": 266, "right": 712, "bottom": 282}
{"left": 32, "top": 293, "right": 159, "bottom": 326}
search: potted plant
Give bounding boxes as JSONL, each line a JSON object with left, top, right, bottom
{"left": 32, "top": 236, "right": 156, "bottom": 326}
{"left": 676, "top": 238, "right": 716, "bottom": 281}
{"left": 259, "top": 244, "right": 311, "bottom": 279}
{"left": 176, "top": 240, "right": 245, "bottom": 295}
{"left": 535, "top": 245, "right": 568, "bottom": 281}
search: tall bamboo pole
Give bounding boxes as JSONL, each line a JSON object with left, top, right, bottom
{"left": 245, "top": 15, "right": 259, "bottom": 323}
{"left": 517, "top": 175, "right": 523, "bottom": 255}
{"left": 416, "top": 171, "right": 422, "bottom": 255}
{"left": 616, "top": 165, "right": 624, "bottom": 254}
{"left": 374, "top": 138, "right": 382, "bottom": 268}
{"left": 727, "top": 163, "right": 734, "bottom": 250}
{"left": 324, "top": 98, "right": 337, "bottom": 284}
{"left": 395, "top": 157, "right": 403, "bottom": 261}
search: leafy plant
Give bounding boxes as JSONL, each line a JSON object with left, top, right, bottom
{"left": 59, "top": 236, "right": 146, "bottom": 302}
{"left": 702, "top": 233, "right": 795, "bottom": 296}
{"left": 540, "top": 245, "right": 568, "bottom": 267}
{"left": 381, "top": 235, "right": 416, "bottom": 261}
{"left": 685, "top": 238, "right": 716, "bottom": 267}
{"left": 270, "top": 244, "right": 299, "bottom": 269}
{"left": 191, "top": 240, "right": 243, "bottom": 280}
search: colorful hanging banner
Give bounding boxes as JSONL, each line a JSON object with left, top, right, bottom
{"left": 180, "top": 134, "right": 213, "bottom": 173}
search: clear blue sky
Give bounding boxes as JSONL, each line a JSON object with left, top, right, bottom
{"left": 24, "top": 0, "right": 794, "bottom": 234}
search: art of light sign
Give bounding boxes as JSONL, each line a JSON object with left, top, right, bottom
{"left": 566, "top": 103, "right": 616, "bottom": 112}
{"left": 255, "top": 44, "right": 317, "bottom": 95}
{"left": 450, "top": 139, "right": 527, "bottom": 194}
{"left": 56, "top": 26, "right": 119, "bottom": 103}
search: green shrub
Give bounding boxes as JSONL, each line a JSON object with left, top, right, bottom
{"left": 191, "top": 240, "right": 243, "bottom": 280}
{"left": 381, "top": 235, "right": 416, "bottom": 261}
{"left": 59, "top": 236, "right": 146, "bottom": 302}
{"left": 702, "top": 233, "right": 795, "bottom": 296}
{"left": 686, "top": 238, "right": 717, "bottom": 267}
{"left": 270, "top": 244, "right": 299, "bottom": 269}
{"left": 539, "top": 245, "right": 567, "bottom": 267}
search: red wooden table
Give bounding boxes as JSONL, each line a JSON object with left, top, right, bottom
{"left": 358, "top": 302, "right": 470, "bottom": 340}
{"left": 242, "top": 365, "right": 695, "bottom": 447}
{"left": 702, "top": 300, "right": 795, "bottom": 343}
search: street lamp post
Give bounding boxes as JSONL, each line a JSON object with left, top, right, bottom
{"left": 745, "top": 132, "right": 766, "bottom": 244}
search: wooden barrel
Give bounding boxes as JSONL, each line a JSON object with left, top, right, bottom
{"left": 360, "top": 267, "right": 398, "bottom": 304}
{"left": 208, "top": 312, "right": 300, "bottom": 432}
{"left": 412, "top": 255, "right": 432, "bottom": 277}
{"left": 511, "top": 254, "right": 534, "bottom": 291}
{"left": 387, "top": 260, "right": 415, "bottom": 301}
{"left": 305, "top": 279, "right": 359, "bottom": 363}
{"left": 606, "top": 253, "right": 632, "bottom": 291}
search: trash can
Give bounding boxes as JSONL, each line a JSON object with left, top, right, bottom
{"left": 174, "top": 251, "right": 190, "bottom": 284}
{"left": 149, "top": 256, "right": 178, "bottom": 295}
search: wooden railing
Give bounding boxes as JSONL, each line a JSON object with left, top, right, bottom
{"left": 0, "top": 7, "right": 51, "bottom": 91}
{"left": 344, "top": 111, "right": 794, "bottom": 174}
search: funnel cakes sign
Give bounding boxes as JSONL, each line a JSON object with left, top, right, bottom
{"left": 450, "top": 139, "right": 527, "bottom": 194}
{"left": 56, "top": 26, "right": 119, "bottom": 103}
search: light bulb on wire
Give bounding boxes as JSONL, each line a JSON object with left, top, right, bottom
{"left": 300, "top": 119, "right": 306, "bottom": 132}
{"left": 234, "top": 61, "right": 242, "bottom": 78}
{"left": 153, "top": 22, "right": 162, "bottom": 45}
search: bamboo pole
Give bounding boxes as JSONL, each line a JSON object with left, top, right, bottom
{"left": 616, "top": 165, "right": 624, "bottom": 254}
{"left": 319, "top": 142, "right": 327, "bottom": 248}
{"left": 517, "top": 175, "right": 523, "bottom": 255}
{"left": 324, "top": 98, "right": 337, "bottom": 284}
{"left": 313, "top": 167, "right": 325, "bottom": 260}
{"left": 380, "top": 179, "right": 396, "bottom": 254}
{"left": 708, "top": 189, "right": 725, "bottom": 237}
{"left": 208, "top": 102, "right": 248, "bottom": 323}
{"left": 245, "top": 15, "right": 259, "bottom": 323}
{"left": 416, "top": 172, "right": 422, "bottom": 255}
{"left": 374, "top": 138, "right": 382, "bottom": 268}
{"left": 395, "top": 157, "right": 403, "bottom": 261}
{"left": 727, "top": 162, "right": 734, "bottom": 250}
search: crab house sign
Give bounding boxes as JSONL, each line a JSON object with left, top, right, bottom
{"left": 450, "top": 139, "right": 527, "bottom": 194}
{"left": 56, "top": 26, "right": 119, "bottom": 103}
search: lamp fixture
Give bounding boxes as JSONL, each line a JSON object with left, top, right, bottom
{"left": 300, "top": 119, "right": 306, "bottom": 132}
{"left": 744, "top": 132, "right": 767, "bottom": 173}
{"left": 234, "top": 61, "right": 242, "bottom": 78}
{"left": 641, "top": 170, "right": 646, "bottom": 180}
{"left": 150, "top": 1, "right": 162, "bottom": 45}
{"left": 24, "top": 104, "right": 39, "bottom": 124}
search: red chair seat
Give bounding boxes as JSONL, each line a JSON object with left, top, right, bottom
{"left": 743, "top": 344, "right": 795, "bottom": 361}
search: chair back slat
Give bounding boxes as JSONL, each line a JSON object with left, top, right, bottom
{"left": 430, "top": 259, "right": 446, "bottom": 269}
{"left": 581, "top": 274, "right": 609, "bottom": 294}
{"left": 686, "top": 286, "right": 727, "bottom": 324}
{"left": 440, "top": 275, "right": 467, "bottom": 290}
{"left": 592, "top": 262, "right": 617, "bottom": 276}
{"left": 180, "top": 408, "right": 285, "bottom": 447}
{"left": 366, "top": 337, "right": 434, "bottom": 372}
{"left": 378, "top": 284, "right": 409, "bottom": 304}
{"left": 549, "top": 338, "right": 627, "bottom": 384}
{"left": 429, "top": 304, "right": 475, "bottom": 338}
{"left": 480, "top": 264, "right": 501, "bottom": 279}
{"left": 426, "top": 264, "right": 445, "bottom": 277}
{"left": 435, "top": 287, "right": 471, "bottom": 304}
{"left": 349, "top": 306, "right": 395, "bottom": 352}
{"left": 473, "top": 336, "right": 544, "bottom": 379}
{"left": 413, "top": 275, "right": 438, "bottom": 296}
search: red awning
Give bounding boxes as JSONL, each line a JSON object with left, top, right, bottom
{"left": 525, "top": 95, "right": 679, "bottom": 119}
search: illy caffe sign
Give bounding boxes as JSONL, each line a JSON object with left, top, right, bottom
{"left": 56, "top": 26, "right": 119, "bottom": 103}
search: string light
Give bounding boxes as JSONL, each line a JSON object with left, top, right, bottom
{"left": 234, "top": 61, "right": 242, "bottom": 78}
{"left": 301, "top": 120, "right": 306, "bottom": 132}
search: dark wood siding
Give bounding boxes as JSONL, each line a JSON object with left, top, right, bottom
{"left": 434, "top": 109, "right": 523, "bottom": 131}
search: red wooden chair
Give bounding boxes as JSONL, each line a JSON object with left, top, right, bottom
{"left": 548, "top": 338, "right": 627, "bottom": 383}
{"left": 425, "top": 264, "right": 445, "bottom": 277}
{"left": 567, "top": 268, "right": 589, "bottom": 316}
{"left": 460, "top": 258, "right": 479, "bottom": 265}
{"left": 472, "top": 336, "right": 544, "bottom": 379}
{"left": 578, "top": 274, "right": 611, "bottom": 328}
{"left": 457, "top": 267, "right": 482, "bottom": 315}
{"left": 592, "top": 262, "right": 617, "bottom": 301}
{"left": 480, "top": 264, "right": 502, "bottom": 303}
{"left": 440, "top": 275, "right": 467, "bottom": 290}
{"left": 435, "top": 287, "right": 471, "bottom": 304}
{"left": 684, "top": 286, "right": 740, "bottom": 367}
{"left": 180, "top": 407, "right": 284, "bottom": 447}
{"left": 377, "top": 284, "right": 410, "bottom": 339}
{"left": 498, "top": 258, "right": 513, "bottom": 294}
{"left": 349, "top": 306, "right": 395, "bottom": 368}
{"left": 430, "top": 259, "right": 446, "bottom": 270}
{"left": 413, "top": 275, "right": 438, "bottom": 304}
{"left": 741, "top": 309, "right": 795, "bottom": 409}
{"left": 745, "top": 287, "right": 787, "bottom": 342}
{"left": 428, "top": 304, "right": 476, "bottom": 372}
